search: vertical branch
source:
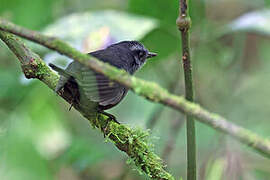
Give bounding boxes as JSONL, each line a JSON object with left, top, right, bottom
{"left": 176, "top": 0, "right": 197, "bottom": 180}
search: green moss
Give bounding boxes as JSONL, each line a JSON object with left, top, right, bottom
{"left": 1, "top": 25, "right": 174, "bottom": 179}
{"left": 86, "top": 114, "right": 174, "bottom": 179}
{"left": 34, "top": 59, "right": 59, "bottom": 89}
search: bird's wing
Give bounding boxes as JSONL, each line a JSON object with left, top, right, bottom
{"left": 52, "top": 49, "right": 129, "bottom": 108}
{"left": 78, "top": 65, "right": 127, "bottom": 107}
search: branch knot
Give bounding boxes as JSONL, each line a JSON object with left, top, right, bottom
{"left": 176, "top": 16, "right": 191, "bottom": 32}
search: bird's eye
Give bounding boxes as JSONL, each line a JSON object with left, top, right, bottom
{"left": 138, "top": 51, "right": 145, "bottom": 59}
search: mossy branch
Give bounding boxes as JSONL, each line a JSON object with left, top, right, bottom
{"left": 0, "top": 31, "right": 175, "bottom": 180}
{"left": 177, "top": 0, "right": 196, "bottom": 179}
{"left": 1, "top": 20, "right": 270, "bottom": 162}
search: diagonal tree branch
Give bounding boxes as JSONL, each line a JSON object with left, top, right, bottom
{"left": 0, "top": 31, "right": 175, "bottom": 180}
{"left": 1, "top": 19, "right": 270, "bottom": 161}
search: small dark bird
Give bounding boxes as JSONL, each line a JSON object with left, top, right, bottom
{"left": 49, "top": 41, "right": 157, "bottom": 122}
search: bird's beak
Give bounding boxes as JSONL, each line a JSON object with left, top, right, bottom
{"left": 147, "top": 52, "right": 157, "bottom": 59}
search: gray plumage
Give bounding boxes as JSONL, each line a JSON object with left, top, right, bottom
{"left": 49, "top": 41, "right": 157, "bottom": 114}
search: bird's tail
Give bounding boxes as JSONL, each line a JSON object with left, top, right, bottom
{"left": 49, "top": 63, "right": 74, "bottom": 92}
{"left": 49, "top": 63, "right": 72, "bottom": 78}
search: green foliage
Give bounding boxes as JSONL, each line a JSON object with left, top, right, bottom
{"left": 226, "top": 9, "right": 270, "bottom": 36}
{"left": 30, "top": 10, "right": 158, "bottom": 55}
{"left": 128, "top": 0, "right": 178, "bottom": 26}
{"left": 1, "top": 0, "right": 270, "bottom": 179}
{"left": 0, "top": 0, "right": 55, "bottom": 29}
{"left": 205, "top": 158, "right": 225, "bottom": 180}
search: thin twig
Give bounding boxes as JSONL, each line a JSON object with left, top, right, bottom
{"left": 1, "top": 20, "right": 270, "bottom": 160}
{"left": 146, "top": 105, "right": 165, "bottom": 129}
{"left": 162, "top": 117, "right": 185, "bottom": 165}
{"left": 176, "top": 0, "right": 196, "bottom": 179}
{"left": 147, "top": 80, "right": 180, "bottom": 129}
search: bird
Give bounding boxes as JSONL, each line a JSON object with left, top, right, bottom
{"left": 49, "top": 41, "right": 157, "bottom": 123}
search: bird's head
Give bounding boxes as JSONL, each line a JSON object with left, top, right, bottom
{"left": 108, "top": 41, "right": 157, "bottom": 74}
{"left": 128, "top": 41, "right": 157, "bottom": 66}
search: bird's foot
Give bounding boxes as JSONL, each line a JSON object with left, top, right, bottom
{"left": 98, "top": 110, "right": 120, "bottom": 124}
{"left": 68, "top": 103, "right": 73, "bottom": 111}
{"left": 98, "top": 110, "right": 120, "bottom": 137}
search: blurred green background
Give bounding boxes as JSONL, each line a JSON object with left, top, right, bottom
{"left": 1, "top": 0, "right": 270, "bottom": 179}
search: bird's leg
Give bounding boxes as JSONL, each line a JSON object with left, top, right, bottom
{"left": 98, "top": 110, "right": 120, "bottom": 124}
{"left": 68, "top": 103, "right": 73, "bottom": 111}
